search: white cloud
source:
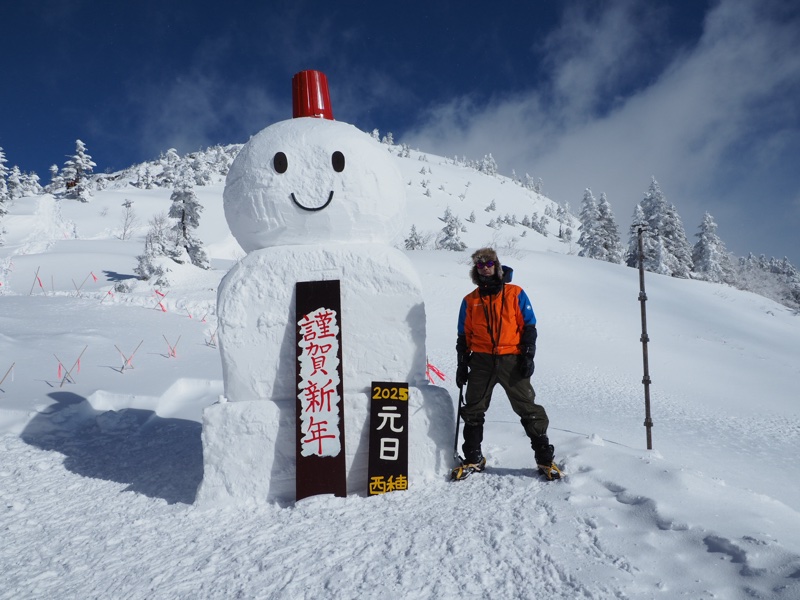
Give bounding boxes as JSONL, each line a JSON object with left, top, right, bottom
{"left": 402, "top": 0, "right": 800, "bottom": 261}
{"left": 117, "top": 67, "right": 285, "bottom": 161}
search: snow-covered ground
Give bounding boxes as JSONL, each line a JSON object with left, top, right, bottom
{"left": 1, "top": 147, "right": 799, "bottom": 599}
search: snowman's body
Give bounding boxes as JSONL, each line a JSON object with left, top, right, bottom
{"left": 196, "top": 118, "right": 451, "bottom": 506}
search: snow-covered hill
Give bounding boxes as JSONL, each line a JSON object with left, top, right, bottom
{"left": 1, "top": 141, "right": 799, "bottom": 599}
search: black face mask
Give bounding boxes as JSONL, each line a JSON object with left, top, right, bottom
{"left": 477, "top": 273, "right": 502, "bottom": 295}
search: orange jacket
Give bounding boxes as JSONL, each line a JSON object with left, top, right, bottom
{"left": 458, "top": 283, "right": 536, "bottom": 355}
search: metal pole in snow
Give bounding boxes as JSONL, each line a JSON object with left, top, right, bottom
{"left": 637, "top": 226, "right": 654, "bottom": 450}
{"left": 0, "top": 362, "right": 15, "bottom": 388}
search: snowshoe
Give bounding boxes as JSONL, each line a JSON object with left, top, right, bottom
{"left": 450, "top": 455, "right": 486, "bottom": 481}
{"left": 537, "top": 462, "right": 563, "bottom": 481}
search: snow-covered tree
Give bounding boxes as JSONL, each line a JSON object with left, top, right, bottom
{"left": 46, "top": 164, "right": 64, "bottom": 194}
{"left": 118, "top": 199, "right": 139, "bottom": 240}
{"left": 625, "top": 203, "right": 666, "bottom": 274}
{"left": 158, "top": 148, "right": 182, "bottom": 187}
{"left": 435, "top": 207, "right": 467, "bottom": 251}
{"left": 692, "top": 212, "right": 735, "bottom": 283}
{"left": 0, "top": 147, "right": 9, "bottom": 215}
{"left": 485, "top": 199, "right": 496, "bottom": 213}
{"left": 597, "top": 193, "right": 624, "bottom": 264}
{"left": 134, "top": 213, "right": 173, "bottom": 286}
{"left": 6, "top": 166, "right": 22, "bottom": 200}
{"left": 554, "top": 202, "right": 575, "bottom": 240}
{"left": 577, "top": 189, "right": 603, "bottom": 259}
{"left": 134, "top": 165, "right": 154, "bottom": 189}
{"left": 190, "top": 152, "right": 213, "bottom": 186}
{"left": 523, "top": 173, "right": 537, "bottom": 191}
{"left": 210, "top": 145, "right": 235, "bottom": 175}
{"left": 168, "top": 169, "right": 209, "bottom": 269}
{"left": 734, "top": 254, "right": 800, "bottom": 310}
{"left": 62, "top": 139, "right": 96, "bottom": 201}
{"left": 19, "top": 171, "right": 43, "bottom": 196}
{"left": 477, "top": 154, "right": 499, "bottom": 176}
{"left": 626, "top": 178, "right": 692, "bottom": 277}
{"left": 404, "top": 224, "right": 425, "bottom": 250}
{"left": 529, "top": 212, "right": 549, "bottom": 236}
{"left": 661, "top": 202, "right": 693, "bottom": 278}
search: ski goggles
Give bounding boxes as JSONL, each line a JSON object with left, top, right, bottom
{"left": 475, "top": 260, "right": 496, "bottom": 268}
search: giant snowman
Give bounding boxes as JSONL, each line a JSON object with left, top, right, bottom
{"left": 196, "top": 70, "right": 452, "bottom": 506}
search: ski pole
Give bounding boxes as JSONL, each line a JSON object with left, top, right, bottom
{"left": 637, "top": 226, "right": 654, "bottom": 450}
{"left": 453, "top": 385, "right": 464, "bottom": 461}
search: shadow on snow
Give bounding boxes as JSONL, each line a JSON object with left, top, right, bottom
{"left": 20, "top": 391, "right": 202, "bottom": 505}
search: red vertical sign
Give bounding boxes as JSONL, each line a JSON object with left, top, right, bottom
{"left": 295, "top": 280, "right": 346, "bottom": 500}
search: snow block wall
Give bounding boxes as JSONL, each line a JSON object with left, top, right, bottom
{"left": 196, "top": 115, "right": 453, "bottom": 506}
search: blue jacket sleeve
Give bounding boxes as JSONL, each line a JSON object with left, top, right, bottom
{"left": 518, "top": 289, "right": 536, "bottom": 325}
{"left": 457, "top": 298, "right": 468, "bottom": 336}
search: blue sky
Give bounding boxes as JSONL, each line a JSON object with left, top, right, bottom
{"left": 3, "top": 0, "right": 799, "bottom": 264}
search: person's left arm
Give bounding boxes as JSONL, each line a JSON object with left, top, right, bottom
{"left": 517, "top": 288, "right": 536, "bottom": 326}
{"left": 517, "top": 288, "right": 537, "bottom": 377}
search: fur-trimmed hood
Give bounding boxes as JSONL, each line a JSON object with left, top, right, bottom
{"left": 469, "top": 247, "right": 514, "bottom": 289}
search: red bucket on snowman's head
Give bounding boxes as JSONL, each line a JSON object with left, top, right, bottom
{"left": 292, "top": 70, "right": 334, "bottom": 120}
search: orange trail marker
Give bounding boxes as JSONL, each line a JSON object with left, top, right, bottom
{"left": 72, "top": 272, "right": 92, "bottom": 297}
{"left": 163, "top": 335, "right": 181, "bottom": 358}
{"left": 153, "top": 290, "right": 169, "bottom": 312}
{"left": 115, "top": 340, "right": 143, "bottom": 373}
{"left": 58, "top": 345, "right": 88, "bottom": 388}
{"left": 54, "top": 355, "right": 67, "bottom": 381}
{"left": 426, "top": 360, "right": 446, "bottom": 384}
{"left": 29, "top": 267, "right": 43, "bottom": 295}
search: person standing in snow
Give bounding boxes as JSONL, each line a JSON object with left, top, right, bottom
{"left": 454, "top": 247, "right": 560, "bottom": 479}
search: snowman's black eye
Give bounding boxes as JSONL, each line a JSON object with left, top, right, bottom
{"left": 274, "top": 152, "right": 288, "bottom": 174}
{"left": 332, "top": 151, "right": 345, "bottom": 173}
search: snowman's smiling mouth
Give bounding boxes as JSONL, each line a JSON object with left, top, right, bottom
{"left": 291, "top": 191, "right": 334, "bottom": 212}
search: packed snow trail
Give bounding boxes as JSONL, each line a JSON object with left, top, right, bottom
{"left": 2, "top": 426, "right": 798, "bottom": 600}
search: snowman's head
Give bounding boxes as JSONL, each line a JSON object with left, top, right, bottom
{"left": 224, "top": 118, "right": 406, "bottom": 252}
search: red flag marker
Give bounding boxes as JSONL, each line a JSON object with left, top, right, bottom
{"left": 426, "top": 361, "right": 446, "bottom": 384}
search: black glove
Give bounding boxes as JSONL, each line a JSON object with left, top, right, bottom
{"left": 519, "top": 353, "right": 535, "bottom": 378}
{"left": 456, "top": 362, "right": 470, "bottom": 387}
{"left": 455, "top": 334, "right": 470, "bottom": 387}
{"left": 519, "top": 324, "right": 537, "bottom": 378}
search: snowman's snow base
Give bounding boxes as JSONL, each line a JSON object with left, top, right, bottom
{"left": 195, "top": 244, "right": 454, "bottom": 506}
{"left": 195, "top": 384, "right": 453, "bottom": 506}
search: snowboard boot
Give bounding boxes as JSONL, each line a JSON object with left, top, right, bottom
{"left": 531, "top": 434, "right": 562, "bottom": 480}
